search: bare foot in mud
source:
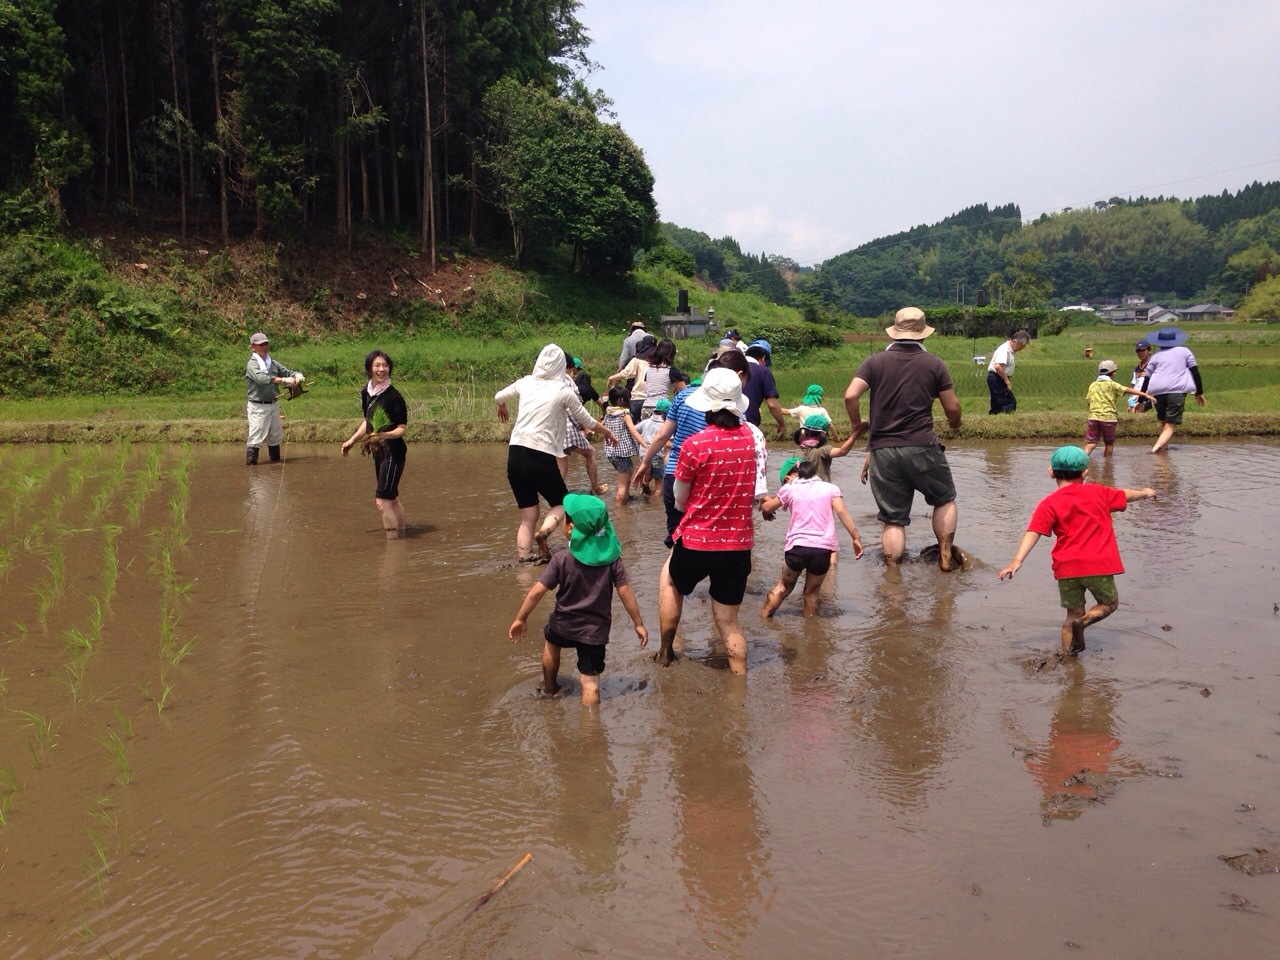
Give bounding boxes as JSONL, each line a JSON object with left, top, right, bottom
{"left": 1069, "top": 618, "right": 1087, "bottom": 654}
{"left": 533, "top": 529, "right": 552, "bottom": 562}
{"left": 537, "top": 682, "right": 564, "bottom": 698}
{"left": 653, "top": 646, "right": 679, "bottom": 667}
{"left": 593, "top": 484, "right": 610, "bottom": 495}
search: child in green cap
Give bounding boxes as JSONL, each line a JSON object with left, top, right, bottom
{"left": 997, "top": 446, "right": 1157, "bottom": 655}
{"left": 783, "top": 384, "right": 837, "bottom": 438}
{"left": 790, "top": 413, "right": 859, "bottom": 482}
{"left": 508, "top": 493, "right": 647, "bottom": 703}
{"left": 759, "top": 456, "right": 863, "bottom": 618}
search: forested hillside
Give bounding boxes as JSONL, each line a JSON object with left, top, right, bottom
{"left": 796, "top": 187, "right": 1280, "bottom": 318}
{"left": 654, "top": 188, "right": 1280, "bottom": 321}
{"left": 0, "top": 0, "right": 655, "bottom": 273}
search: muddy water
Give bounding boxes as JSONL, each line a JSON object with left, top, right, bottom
{"left": 1, "top": 440, "right": 1277, "bottom": 958}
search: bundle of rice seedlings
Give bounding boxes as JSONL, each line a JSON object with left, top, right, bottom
{"left": 360, "top": 404, "right": 393, "bottom": 456}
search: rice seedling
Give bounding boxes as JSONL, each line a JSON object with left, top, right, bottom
{"left": 87, "top": 595, "right": 104, "bottom": 641}
{"left": 0, "top": 764, "right": 17, "bottom": 827}
{"left": 94, "top": 730, "right": 131, "bottom": 786}
{"left": 169, "top": 635, "right": 196, "bottom": 667}
{"left": 111, "top": 705, "right": 133, "bottom": 739}
{"left": 0, "top": 667, "right": 7, "bottom": 695}
{"left": 13, "top": 709, "right": 59, "bottom": 754}
{"left": 89, "top": 796, "right": 119, "bottom": 831}
{"left": 85, "top": 825, "right": 113, "bottom": 895}
{"left": 101, "top": 525, "right": 121, "bottom": 604}
{"left": 155, "top": 679, "right": 175, "bottom": 714}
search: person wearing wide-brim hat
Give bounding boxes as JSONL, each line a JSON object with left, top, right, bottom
{"left": 1138, "top": 326, "right": 1206, "bottom": 454}
{"left": 661, "top": 367, "right": 757, "bottom": 671}
{"left": 843, "top": 306, "right": 964, "bottom": 570}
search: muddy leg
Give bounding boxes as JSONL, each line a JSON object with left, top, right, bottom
{"left": 1067, "top": 599, "right": 1119, "bottom": 654}
{"left": 517, "top": 505, "right": 541, "bottom": 559}
{"left": 534, "top": 506, "right": 564, "bottom": 561}
{"left": 711, "top": 599, "right": 747, "bottom": 674}
{"left": 579, "top": 673, "right": 600, "bottom": 706}
{"left": 932, "top": 501, "right": 958, "bottom": 572}
{"left": 1151, "top": 421, "right": 1176, "bottom": 453}
{"left": 377, "top": 497, "right": 401, "bottom": 539}
{"left": 615, "top": 468, "right": 632, "bottom": 505}
{"left": 801, "top": 571, "right": 827, "bottom": 617}
{"left": 762, "top": 564, "right": 800, "bottom": 619}
{"left": 882, "top": 523, "right": 906, "bottom": 565}
{"left": 583, "top": 446, "right": 607, "bottom": 495}
{"left": 540, "top": 641, "right": 563, "bottom": 697}
{"left": 656, "top": 553, "right": 682, "bottom": 665}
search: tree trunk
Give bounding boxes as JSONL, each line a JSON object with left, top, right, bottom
{"left": 418, "top": 0, "right": 435, "bottom": 269}
{"left": 98, "top": 20, "right": 111, "bottom": 210}
{"left": 165, "top": 0, "right": 186, "bottom": 238}
{"left": 334, "top": 86, "right": 348, "bottom": 244}
{"left": 210, "top": 12, "right": 229, "bottom": 243}
{"left": 359, "top": 143, "right": 370, "bottom": 222}
{"left": 117, "top": 6, "right": 134, "bottom": 207}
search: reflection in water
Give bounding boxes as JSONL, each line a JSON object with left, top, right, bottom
{"left": 852, "top": 564, "right": 959, "bottom": 811}
{"left": 671, "top": 694, "right": 773, "bottom": 952}
{"left": 1005, "top": 660, "right": 1133, "bottom": 822}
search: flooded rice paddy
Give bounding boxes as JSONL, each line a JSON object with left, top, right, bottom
{"left": 1, "top": 439, "right": 1277, "bottom": 959}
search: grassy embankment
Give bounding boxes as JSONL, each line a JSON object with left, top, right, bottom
{"left": 2, "top": 230, "right": 1278, "bottom": 443}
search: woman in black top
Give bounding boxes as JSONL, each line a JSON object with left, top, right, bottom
{"left": 341, "top": 349, "right": 408, "bottom": 538}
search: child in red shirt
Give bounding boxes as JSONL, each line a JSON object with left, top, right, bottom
{"left": 997, "top": 445, "right": 1156, "bottom": 655}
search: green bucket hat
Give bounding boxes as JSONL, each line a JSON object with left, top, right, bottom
{"left": 802, "top": 413, "right": 831, "bottom": 432}
{"left": 571, "top": 356, "right": 584, "bottom": 370}
{"left": 1050, "top": 445, "right": 1090, "bottom": 472}
{"left": 779, "top": 455, "right": 803, "bottom": 487}
{"left": 654, "top": 398, "right": 671, "bottom": 414}
{"left": 802, "top": 384, "right": 824, "bottom": 405}
{"left": 563, "top": 493, "right": 621, "bottom": 566}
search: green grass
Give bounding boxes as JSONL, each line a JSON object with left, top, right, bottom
{"left": 1, "top": 323, "right": 1278, "bottom": 440}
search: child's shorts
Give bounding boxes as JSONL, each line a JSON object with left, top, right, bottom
{"left": 1057, "top": 575, "right": 1118, "bottom": 609}
{"left": 608, "top": 455, "right": 634, "bottom": 473}
{"left": 544, "top": 624, "right": 606, "bottom": 676}
{"left": 1084, "top": 419, "right": 1118, "bottom": 445}
{"left": 784, "top": 545, "right": 833, "bottom": 575}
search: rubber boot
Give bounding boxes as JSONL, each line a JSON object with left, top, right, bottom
{"left": 246, "top": 446, "right": 259, "bottom": 466}
{"left": 268, "top": 445, "right": 281, "bottom": 462}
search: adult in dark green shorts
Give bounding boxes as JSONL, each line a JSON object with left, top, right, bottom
{"left": 843, "top": 307, "right": 963, "bottom": 569}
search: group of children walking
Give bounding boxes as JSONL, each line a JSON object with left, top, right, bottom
{"left": 508, "top": 353, "right": 1163, "bottom": 703}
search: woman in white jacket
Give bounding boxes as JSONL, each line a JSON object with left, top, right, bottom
{"left": 496, "top": 344, "right": 617, "bottom": 562}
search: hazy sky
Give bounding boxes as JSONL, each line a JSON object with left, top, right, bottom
{"left": 576, "top": 0, "right": 1280, "bottom": 266}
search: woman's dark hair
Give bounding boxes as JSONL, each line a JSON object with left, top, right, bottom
{"left": 364, "top": 349, "right": 393, "bottom": 375}
{"left": 710, "top": 348, "right": 749, "bottom": 377}
{"left": 705, "top": 408, "right": 742, "bottom": 429}
{"left": 607, "top": 384, "right": 631, "bottom": 407}
{"left": 650, "top": 338, "right": 677, "bottom": 367}
{"left": 795, "top": 460, "right": 818, "bottom": 480}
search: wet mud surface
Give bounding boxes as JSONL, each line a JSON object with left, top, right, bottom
{"left": 1, "top": 439, "right": 1278, "bottom": 958}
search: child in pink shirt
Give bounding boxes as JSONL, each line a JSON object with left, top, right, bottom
{"left": 759, "top": 457, "right": 863, "bottom": 618}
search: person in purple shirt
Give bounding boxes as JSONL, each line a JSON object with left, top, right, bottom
{"left": 1139, "top": 326, "right": 1206, "bottom": 454}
